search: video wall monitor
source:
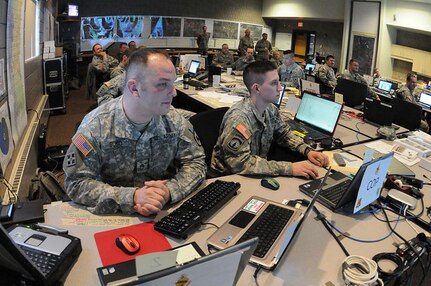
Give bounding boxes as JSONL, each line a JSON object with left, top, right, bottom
{"left": 68, "top": 4, "right": 79, "bottom": 17}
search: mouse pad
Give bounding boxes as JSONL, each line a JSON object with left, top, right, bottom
{"left": 94, "top": 222, "right": 171, "bottom": 266}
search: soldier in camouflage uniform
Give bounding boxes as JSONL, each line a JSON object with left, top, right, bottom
{"left": 278, "top": 50, "right": 305, "bottom": 89}
{"left": 396, "top": 73, "right": 429, "bottom": 132}
{"left": 91, "top": 43, "right": 119, "bottom": 74}
{"left": 211, "top": 61, "right": 329, "bottom": 177}
{"left": 232, "top": 47, "right": 255, "bottom": 71}
{"left": 316, "top": 55, "right": 337, "bottom": 91}
{"left": 340, "top": 59, "right": 377, "bottom": 99}
{"left": 110, "top": 49, "right": 130, "bottom": 79}
{"left": 197, "top": 25, "right": 210, "bottom": 55}
{"left": 212, "top": 44, "right": 235, "bottom": 68}
{"left": 97, "top": 73, "right": 126, "bottom": 106}
{"left": 238, "top": 29, "right": 254, "bottom": 57}
{"left": 64, "top": 49, "right": 206, "bottom": 216}
{"left": 255, "top": 33, "right": 272, "bottom": 61}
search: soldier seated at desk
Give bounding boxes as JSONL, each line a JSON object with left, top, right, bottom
{"left": 211, "top": 61, "right": 329, "bottom": 178}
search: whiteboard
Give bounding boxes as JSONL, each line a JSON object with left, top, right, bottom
{"left": 275, "top": 32, "right": 292, "bottom": 51}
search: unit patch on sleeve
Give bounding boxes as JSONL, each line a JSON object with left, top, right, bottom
{"left": 73, "top": 133, "right": 94, "bottom": 156}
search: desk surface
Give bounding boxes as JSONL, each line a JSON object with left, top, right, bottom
{"left": 44, "top": 168, "right": 429, "bottom": 285}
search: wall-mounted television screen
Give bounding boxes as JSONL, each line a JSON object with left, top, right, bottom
{"left": 68, "top": 4, "right": 79, "bottom": 17}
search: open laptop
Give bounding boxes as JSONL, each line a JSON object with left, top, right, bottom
{"left": 374, "top": 79, "right": 393, "bottom": 98}
{"left": 187, "top": 60, "right": 200, "bottom": 77}
{"left": 363, "top": 97, "right": 394, "bottom": 126}
{"left": 418, "top": 90, "right": 431, "bottom": 111}
{"left": 273, "top": 83, "right": 286, "bottom": 108}
{"left": 97, "top": 238, "right": 258, "bottom": 286}
{"left": 0, "top": 224, "right": 82, "bottom": 285}
{"left": 305, "top": 63, "right": 316, "bottom": 73}
{"left": 299, "top": 152, "right": 393, "bottom": 214}
{"left": 207, "top": 168, "right": 331, "bottom": 270}
{"left": 288, "top": 92, "right": 343, "bottom": 141}
{"left": 334, "top": 78, "right": 368, "bottom": 108}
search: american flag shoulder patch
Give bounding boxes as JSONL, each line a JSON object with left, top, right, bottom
{"left": 235, "top": 123, "right": 252, "bottom": 140}
{"left": 73, "top": 133, "right": 94, "bottom": 156}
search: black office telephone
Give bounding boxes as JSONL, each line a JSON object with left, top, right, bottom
{"left": 195, "top": 71, "right": 208, "bottom": 81}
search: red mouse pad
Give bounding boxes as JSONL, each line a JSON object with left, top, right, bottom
{"left": 94, "top": 222, "right": 171, "bottom": 266}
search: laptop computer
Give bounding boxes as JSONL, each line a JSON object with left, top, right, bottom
{"left": 300, "top": 79, "right": 320, "bottom": 95}
{"left": 363, "top": 97, "right": 394, "bottom": 126}
{"left": 97, "top": 238, "right": 258, "bottom": 286}
{"left": 207, "top": 168, "right": 331, "bottom": 270}
{"left": 288, "top": 92, "right": 343, "bottom": 141}
{"left": 188, "top": 60, "right": 200, "bottom": 77}
{"left": 273, "top": 83, "right": 286, "bottom": 108}
{"left": 374, "top": 79, "right": 393, "bottom": 98}
{"left": 334, "top": 78, "right": 368, "bottom": 108}
{"left": 305, "top": 63, "right": 316, "bottom": 73}
{"left": 299, "top": 152, "right": 393, "bottom": 214}
{"left": 0, "top": 224, "right": 82, "bottom": 285}
{"left": 418, "top": 90, "right": 431, "bottom": 111}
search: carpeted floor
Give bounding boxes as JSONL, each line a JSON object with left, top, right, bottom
{"left": 46, "top": 85, "right": 97, "bottom": 148}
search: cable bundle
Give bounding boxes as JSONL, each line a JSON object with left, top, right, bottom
{"left": 342, "top": 255, "right": 383, "bottom": 286}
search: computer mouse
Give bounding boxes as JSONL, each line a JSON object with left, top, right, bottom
{"left": 260, "top": 177, "right": 280, "bottom": 190}
{"left": 115, "top": 233, "right": 140, "bottom": 255}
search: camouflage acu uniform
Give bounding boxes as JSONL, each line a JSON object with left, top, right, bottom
{"left": 197, "top": 32, "right": 210, "bottom": 55}
{"left": 212, "top": 51, "right": 235, "bottom": 68}
{"left": 97, "top": 73, "right": 125, "bottom": 106}
{"left": 396, "top": 86, "right": 429, "bottom": 132}
{"left": 91, "top": 54, "right": 119, "bottom": 74}
{"left": 63, "top": 97, "right": 206, "bottom": 214}
{"left": 211, "top": 97, "right": 311, "bottom": 176}
{"left": 316, "top": 64, "right": 337, "bottom": 88}
{"left": 278, "top": 62, "right": 305, "bottom": 88}
{"left": 232, "top": 57, "right": 255, "bottom": 71}
{"left": 110, "top": 62, "right": 126, "bottom": 78}
{"left": 255, "top": 39, "right": 272, "bottom": 61}
{"left": 238, "top": 36, "right": 254, "bottom": 56}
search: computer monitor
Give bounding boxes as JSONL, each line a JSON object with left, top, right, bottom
{"left": 304, "top": 63, "right": 315, "bottom": 73}
{"left": 378, "top": 80, "right": 393, "bottom": 92}
{"left": 419, "top": 91, "right": 431, "bottom": 109}
{"left": 273, "top": 84, "right": 286, "bottom": 108}
{"left": 68, "top": 4, "right": 79, "bottom": 17}
{"left": 334, "top": 78, "right": 368, "bottom": 108}
{"left": 188, "top": 60, "right": 200, "bottom": 77}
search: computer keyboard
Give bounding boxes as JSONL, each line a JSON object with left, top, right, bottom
{"left": 154, "top": 180, "right": 240, "bottom": 239}
{"left": 20, "top": 245, "right": 62, "bottom": 277}
{"left": 320, "top": 179, "right": 351, "bottom": 205}
{"left": 189, "top": 79, "right": 208, "bottom": 88}
{"left": 237, "top": 204, "right": 293, "bottom": 258}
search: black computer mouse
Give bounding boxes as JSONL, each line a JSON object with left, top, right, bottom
{"left": 115, "top": 233, "right": 140, "bottom": 255}
{"left": 260, "top": 177, "right": 280, "bottom": 191}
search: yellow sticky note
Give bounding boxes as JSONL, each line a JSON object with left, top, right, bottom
{"left": 335, "top": 92, "right": 344, "bottom": 104}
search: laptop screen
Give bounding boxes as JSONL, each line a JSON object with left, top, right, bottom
{"left": 419, "top": 91, "right": 431, "bottom": 107}
{"left": 295, "top": 93, "right": 343, "bottom": 133}
{"left": 188, "top": 60, "right": 200, "bottom": 76}
{"left": 305, "top": 63, "right": 315, "bottom": 72}
{"left": 378, "top": 80, "right": 392, "bottom": 92}
{"left": 273, "top": 84, "right": 286, "bottom": 108}
{"left": 300, "top": 79, "right": 320, "bottom": 95}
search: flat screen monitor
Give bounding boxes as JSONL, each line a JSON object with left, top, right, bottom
{"left": 273, "top": 84, "right": 286, "bottom": 108}
{"left": 188, "top": 60, "right": 200, "bottom": 77}
{"left": 68, "top": 4, "right": 79, "bottom": 17}
{"left": 305, "top": 63, "right": 315, "bottom": 72}
{"left": 378, "top": 80, "right": 392, "bottom": 92}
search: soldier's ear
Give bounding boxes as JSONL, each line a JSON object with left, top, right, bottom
{"left": 127, "top": 79, "right": 139, "bottom": 97}
{"left": 253, "top": 83, "right": 260, "bottom": 93}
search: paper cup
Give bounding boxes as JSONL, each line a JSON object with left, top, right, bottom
{"left": 227, "top": 67, "right": 232, "bottom": 75}
{"left": 213, "top": 75, "right": 221, "bottom": 87}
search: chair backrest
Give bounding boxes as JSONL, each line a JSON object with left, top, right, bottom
{"left": 189, "top": 107, "right": 229, "bottom": 166}
{"left": 334, "top": 78, "right": 368, "bottom": 108}
{"left": 391, "top": 98, "right": 422, "bottom": 130}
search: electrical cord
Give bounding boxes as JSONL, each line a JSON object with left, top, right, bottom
{"left": 342, "top": 255, "right": 383, "bottom": 286}
{"left": 403, "top": 207, "right": 422, "bottom": 235}
{"left": 370, "top": 198, "right": 424, "bottom": 223}
{"left": 372, "top": 252, "right": 404, "bottom": 282}
{"left": 355, "top": 121, "right": 366, "bottom": 143}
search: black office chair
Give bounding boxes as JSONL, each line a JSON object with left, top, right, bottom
{"left": 189, "top": 107, "right": 229, "bottom": 177}
{"left": 391, "top": 98, "right": 422, "bottom": 130}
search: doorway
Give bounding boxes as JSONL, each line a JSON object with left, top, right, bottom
{"left": 292, "top": 30, "right": 316, "bottom": 63}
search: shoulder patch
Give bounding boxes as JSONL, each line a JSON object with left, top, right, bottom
{"left": 227, "top": 135, "right": 245, "bottom": 152}
{"left": 104, "top": 81, "right": 112, "bottom": 87}
{"left": 73, "top": 133, "right": 94, "bottom": 156}
{"left": 235, "top": 123, "right": 252, "bottom": 140}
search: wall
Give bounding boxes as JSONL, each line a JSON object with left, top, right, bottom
{"left": 262, "top": 0, "right": 345, "bottom": 21}
{"left": 274, "top": 20, "right": 344, "bottom": 69}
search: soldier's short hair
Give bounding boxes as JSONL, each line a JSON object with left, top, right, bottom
{"left": 326, "top": 55, "right": 335, "bottom": 61}
{"left": 349, "top": 58, "right": 359, "bottom": 65}
{"left": 243, "top": 61, "right": 276, "bottom": 91}
{"left": 126, "top": 49, "right": 170, "bottom": 81}
{"left": 406, "top": 73, "right": 417, "bottom": 82}
{"left": 92, "top": 43, "right": 102, "bottom": 52}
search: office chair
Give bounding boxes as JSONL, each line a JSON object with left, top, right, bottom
{"left": 335, "top": 78, "right": 368, "bottom": 108}
{"left": 189, "top": 107, "right": 229, "bottom": 177}
{"left": 391, "top": 98, "right": 422, "bottom": 130}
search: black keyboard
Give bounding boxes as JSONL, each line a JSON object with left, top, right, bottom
{"left": 237, "top": 204, "right": 294, "bottom": 258}
{"left": 154, "top": 180, "right": 240, "bottom": 239}
{"left": 20, "top": 245, "right": 62, "bottom": 277}
{"left": 189, "top": 79, "right": 208, "bottom": 88}
{"left": 287, "top": 120, "right": 327, "bottom": 139}
{"left": 320, "top": 179, "right": 351, "bottom": 205}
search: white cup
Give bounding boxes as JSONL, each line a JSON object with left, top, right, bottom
{"left": 227, "top": 67, "right": 232, "bottom": 75}
{"left": 213, "top": 75, "right": 221, "bottom": 87}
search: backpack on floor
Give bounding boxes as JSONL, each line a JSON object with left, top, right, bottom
{"left": 28, "top": 169, "right": 70, "bottom": 204}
